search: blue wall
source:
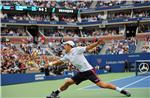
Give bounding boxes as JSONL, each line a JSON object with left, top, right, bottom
{"left": 1, "top": 73, "right": 71, "bottom": 86}
{"left": 1, "top": 53, "right": 150, "bottom": 86}
{"left": 86, "top": 53, "right": 150, "bottom": 72}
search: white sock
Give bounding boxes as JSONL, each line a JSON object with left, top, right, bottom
{"left": 116, "top": 87, "right": 122, "bottom": 92}
{"left": 58, "top": 88, "right": 61, "bottom": 92}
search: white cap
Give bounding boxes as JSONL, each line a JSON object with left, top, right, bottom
{"left": 63, "top": 40, "right": 75, "bottom": 47}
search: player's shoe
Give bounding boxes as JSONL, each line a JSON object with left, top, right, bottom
{"left": 120, "top": 90, "right": 131, "bottom": 97}
{"left": 46, "top": 91, "right": 60, "bottom": 98}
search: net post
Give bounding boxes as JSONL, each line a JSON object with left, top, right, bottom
{"left": 135, "top": 61, "right": 138, "bottom": 76}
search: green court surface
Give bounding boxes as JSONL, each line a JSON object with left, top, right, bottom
{"left": 1, "top": 72, "right": 150, "bottom": 98}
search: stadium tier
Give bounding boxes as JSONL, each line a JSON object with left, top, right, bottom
{"left": 1, "top": 2, "right": 150, "bottom": 98}
{"left": 1, "top": 0, "right": 150, "bottom": 75}
{"left": 1, "top": 1, "right": 150, "bottom": 76}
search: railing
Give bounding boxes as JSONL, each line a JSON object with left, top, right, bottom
{"left": 80, "top": 2, "right": 150, "bottom": 13}
{"left": 1, "top": 33, "right": 150, "bottom": 44}
{"left": 1, "top": 17, "right": 150, "bottom": 27}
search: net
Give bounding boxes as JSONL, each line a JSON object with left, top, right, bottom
{"left": 135, "top": 60, "right": 150, "bottom": 76}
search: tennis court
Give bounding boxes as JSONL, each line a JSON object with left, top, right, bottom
{"left": 80, "top": 74, "right": 150, "bottom": 90}
{"left": 1, "top": 72, "right": 150, "bottom": 98}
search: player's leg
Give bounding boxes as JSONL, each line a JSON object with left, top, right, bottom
{"left": 88, "top": 70, "right": 131, "bottom": 97}
{"left": 96, "top": 81, "right": 116, "bottom": 90}
{"left": 96, "top": 81, "right": 131, "bottom": 97}
{"left": 47, "top": 72, "right": 85, "bottom": 98}
{"left": 59, "top": 78, "right": 75, "bottom": 91}
{"left": 47, "top": 78, "right": 75, "bottom": 98}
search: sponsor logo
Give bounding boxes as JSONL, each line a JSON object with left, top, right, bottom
{"left": 139, "top": 63, "right": 149, "bottom": 73}
{"left": 35, "top": 74, "right": 45, "bottom": 80}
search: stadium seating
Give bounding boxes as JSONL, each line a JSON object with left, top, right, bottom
{"left": 1, "top": 0, "right": 150, "bottom": 75}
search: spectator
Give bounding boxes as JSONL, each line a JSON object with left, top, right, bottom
{"left": 142, "top": 41, "right": 150, "bottom": 52}
{"left": 105, "top": 38, "right": 136, "bottom": 54}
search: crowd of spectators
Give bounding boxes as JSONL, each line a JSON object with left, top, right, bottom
{"left": 2, "top": 0, "right": 150, "bottom": 24}
{"left": 59, "top": 15, "right": 77, "bottom": 23}
{"left": 96, "top": 0, "right": 149, "bottom": 8}
{"left": 1, "top": 8, "right": 150, "bottom": 23}
{"left": 108, "top": 10, "right": 150, "bottom": 20}
{"left": 96, "top": 0, "right": 126, "bottom": 8}
{"left": 1, "top": 12, "right": 77, "bottom": 23}
{"left": 2, "top": 0, "right": 149, "bottom": 10}
{"left": 141, "top": 37, "right": 150, "bottom": 52}
{"left": 2, "top": 1, "right": 58, "bottom": 8}
{"left": 57, "top": 1, "right": 92, "bottom": 9}
{"left": 1, "top": 26, "right": 123, "bottom": 38}
{"left": 42, "top": 28, "right": 121, "bottom": 38}
{"left": 43, "top": 29, "right": 81, "bottom": 37}
{"left": 1, "top": 27, "right": 29, "bottom": 36}
{"left": 1, "top": 41, "right": 32, "bottom": 74}
{"left": 81, "top": 15, "right": 98, "bottom": 22}
{"left": 2, "top": 0, "right": 92, "bottom": 9}
{"left": 20, "top": 40, "right": 50, "bottom": 55}
{"left": 106, "top": 37, "right": 137, "bottom": 54}
{"left": 132, "top": 10, "right": 150, "bottom": 18}
{"left": 108, "top": 11, "right": 131, "bottom": 20}
{"left": 0, "top": 39, "right": 68, "bottom": 75}
{"left": 1, "top": 12, "right": 50, "bottom": 21}
{"left": 81, "top": 9, "right": 149, "bottom": 22}
{"left": 1, "top": 35, "right": 149, "bottom": 75}
{"left": 82, "top": 28, "right": 121, "bottom": 37}
{"left": 0, "top": 37, "right": 104, "bottom": 75}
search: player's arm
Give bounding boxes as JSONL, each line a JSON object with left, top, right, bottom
{"left": 48, "top": 60, "right": 64, "bottom": 66}
{"left": 48, "top": 55, "right": 68, "bottom": 66}
{"left": 86, "top": 39, "right": 104, "bottom": 51}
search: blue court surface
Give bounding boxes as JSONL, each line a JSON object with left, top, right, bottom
{"left": 80, "top": 75, "right": 150, "bottom": 90}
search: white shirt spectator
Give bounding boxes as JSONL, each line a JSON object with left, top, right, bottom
{"left": 77, "top": 17, "right": 81, "bottom": 22}
{"left": 118, "top": 48, "right": 124, "bottom": 54}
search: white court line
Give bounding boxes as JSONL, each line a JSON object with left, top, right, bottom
{"left": 121, "top": 75, "right": 150, "bottom": 89}
{"left": 78, "top": 74, "right": 134, "bottom": 90}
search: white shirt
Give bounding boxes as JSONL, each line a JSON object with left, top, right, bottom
{"left": 60, "top": 47, "right": 93, "bottom": 72}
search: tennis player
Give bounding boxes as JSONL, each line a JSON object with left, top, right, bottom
{"left": 46, "top": 40, "right": 131, "bottom": 98}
